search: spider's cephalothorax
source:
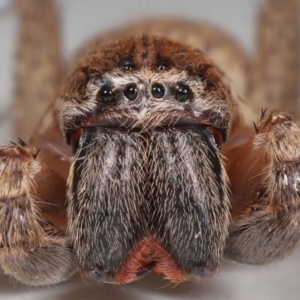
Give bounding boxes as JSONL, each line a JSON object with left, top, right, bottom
{"left": 62, "top": 36, "right": 232, "bottom": 283}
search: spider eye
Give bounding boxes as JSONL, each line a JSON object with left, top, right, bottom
{"left": 124, "top": 83, "right": 138, "bottom": 101}
{"left": 151, "top": 83, "right": 165, "bottom": 99}
{"left": 97, "top": 84, "right": 117, "bottom": 103}
{"left": 175, "top": 83, "right": 192, "bottom": 102}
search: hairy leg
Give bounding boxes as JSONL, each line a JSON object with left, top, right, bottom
{"left": 222, "top": 0, "right": 300, "bottom": 264}
{"left": 0, "top": 140, "right": 76, "bottom": 285}
{"left": 0, "top": 0, "right": 77, "bottom": 285}
{"left": 224, "top": 110, "right": 300, "bottom": 264}
{"left": 249, "top": 0, "right": 300, "bottom": 115}
{"left": 13, "top": 0, "right": 62, "bottom": 139}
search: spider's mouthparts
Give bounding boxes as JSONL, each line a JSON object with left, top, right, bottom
{"left": 66, "top": 113, "right": 224, "bottom": 153}
{"left": 83, "top": 114, "right": 206, "bottom": 128}
{"left": 67, "top": 124, "right": 230, "bottom": 284}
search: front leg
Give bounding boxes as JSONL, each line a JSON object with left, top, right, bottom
{"left": 0, "top": 141, "right": 77, "bottom": 285}
{"left": 225, "top": 110, "right": 300, "bottom": 264}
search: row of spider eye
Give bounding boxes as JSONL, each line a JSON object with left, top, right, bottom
{"left": 97, "top": 82, "right": 192, "bottom": 104}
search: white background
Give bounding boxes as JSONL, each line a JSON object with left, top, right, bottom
{"left": 0, "top": 0, "right": 300, "bottom": 299}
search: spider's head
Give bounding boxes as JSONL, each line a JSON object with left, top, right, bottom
{"left": 61, "top": 36, "right": 232, "bottom": 284}
{"left": 60, "top": 36, "right": 233, "bottom": 151}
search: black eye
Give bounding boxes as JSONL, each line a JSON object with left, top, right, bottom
{"left": 151, "top": 83, "right": 165, "bottom": 99}
{"left": 124, "top": 83, "right": 138, "bottom": 101}
{"left": 175, "top": 83, "right": 191, "bottom": 102}
{"left": 97, "top": 84, "right": 117, "bottom": 103}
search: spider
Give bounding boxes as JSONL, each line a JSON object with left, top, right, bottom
{"left": 0, "top": 0, "right": 300, "bottom": 298}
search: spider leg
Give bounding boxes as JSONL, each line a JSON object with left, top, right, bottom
{"left": 250, "top": 0, "right": 300, "bottom": 116}
{"left": 14, "top": 0, "right": 62, "bottom": 139}
{"left": 0, "top": 140, "right": 77, "bottom": 285}
{"left": 224, "top": 110, "right": 300, "bottom": 264}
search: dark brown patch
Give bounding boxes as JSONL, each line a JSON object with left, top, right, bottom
{"left": 116, "top": 40, "right": 136, "bottom": 71}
